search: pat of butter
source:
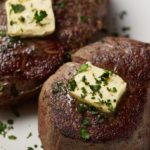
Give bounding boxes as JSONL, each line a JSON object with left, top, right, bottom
{"left": 5, "top": 0, "right": 55, "bottom": 37}
{"left": 69, "top": 62, "right": 127, "bottom": 113}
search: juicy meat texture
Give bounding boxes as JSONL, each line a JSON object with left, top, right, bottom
{"left": 0, "top": 0, "right": 108, "bottom": 107}
{"left": 53, "top": 0, "right": 108, "bottom": 50}
{"left": 39, "top": 37, "right": 150, "bottom": 150}
{"left": 0, "top": 0, "right": 64, "bottom": 107}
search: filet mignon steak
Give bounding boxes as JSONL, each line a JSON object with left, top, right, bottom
{"left": 39, "top": 37, "right": 150, "bottom": 150}
{"left": 53, "top": 0, "right": 108, "bottom": 50}
{"left": 0, "top": 0, "right": 108, "bottom": 107}
{"left": 0, "top": 0, "right": 64, "bottom": 107}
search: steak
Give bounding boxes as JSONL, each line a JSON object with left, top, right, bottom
{"left": 53, "top": 0, "right": 108, "bottom": 50}
{"left": 0, "top": 0, "right": 64, "bottom": 107}
{"left": 39, "top": 37, "right": 150, "bottom": 150}
{"left": 0, "top": 0, "right": 108, "bottom": 107}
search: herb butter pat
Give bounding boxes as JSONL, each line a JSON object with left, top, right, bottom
{"left": 5, "top": 0, "right": 55, "bottom": 37}
{"left": 69, "top": 62, "right": 127, "bottom": 113}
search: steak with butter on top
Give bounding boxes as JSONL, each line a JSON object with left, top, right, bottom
{"left": 39, "top": 37, "right": 150, "bottom": 150}
{"left": 0, "top": 0, "right": 64, "bottom": 108}
{"left": 0, "top": 0, "right": 108, "bottom": 107}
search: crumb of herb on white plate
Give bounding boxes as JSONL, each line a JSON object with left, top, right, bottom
{"left": 27, "top": 147, "right": 34, "bottom": 150}
{"left": 0, "top": 121, "right": 14, "bottom": 137}
{"left": 27, "top": 132, "right": 32, "bottom": 139}
{"left": 8, "top": 135, "right": 17, "bottom": 140}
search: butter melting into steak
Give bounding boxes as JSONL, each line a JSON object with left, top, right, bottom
{"left": 0, "top": 0, "right": 108, "bottom": 107}
{"left": 39, "top": 37, "right": 150, "bottom": 150}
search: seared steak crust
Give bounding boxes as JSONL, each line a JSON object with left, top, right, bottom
{"left": 39, "top": 37, "right": 150, "bottom": 149}
{"left": 53, "top": 0, "right": 108, "bottom": 50}
{"left": 0, "top": 0, "right": 64, "bottom": 107}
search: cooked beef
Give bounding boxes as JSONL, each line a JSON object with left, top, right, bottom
{"left": 39, "top": 37, "right": 150, "bottom": 150}
{"left": 0, "top": 0, "right": 108, "bottom": 107}
{"left": 0, "top": 0, "right": 64, "bottom": 107}
{"left": 53, "top": 0, "right": 108, "bottom": 50}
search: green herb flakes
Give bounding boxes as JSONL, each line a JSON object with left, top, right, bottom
{"left": 52, "top": 82, "right": 65, "bottom": 94}
{"left": 19, "top": 16, "right": 25, "bottom": 22}
{"left": 69, "top": 79, "right": 77, "bottom": 91}
{"left": 120, "top": 11, "right": 127, "bottom": 20}
{"left": 107, "top": 87, "right": 117, "bottom": 93}
{"left": 77, "top": 64, "right": 89, "bottom": 74}
{"left": 34, "top": 10, "right": 48, "bottom": 23}
{"left": 82, "top": 76, "right": 89, "bottom": 85}
{"left": 27, "top": 132, "right": 32, "bottom": 139}
{"left": 0, "top": 30, "right": 6, "bottom": 37}
{"left": 90, "top": 85, "right": 101, "bottom": 93}
{"left": 77, "top": 104, "right": 88, "bottom": 114}
{"left": 11, "top": 4, "right": 25, "bottom": 13}
{"left": 0, "top": 122, "right": 7, "bottom": 136}
{"left": 80, "top": 15, "right": 87, "bottom": 22}
{"left": 80, "top": 127, "right": 90, "bottom": 140}
{"left": 81, "top": 87, "right": 87, "bottom": 99}
{"left": 7, "top": 119, "right": 14, "bottom": 125}
{"left": 0, "top": 84, "right": 4, "bottom": 93}
{"left": 96, "top": 113, "right": 106, "bottom": 124}
{"left": 10, "top": 20, "right": 16, "bottom": 26}
{"left": 27, "top": 147, "right": 34, "bottom": 150}
{"left": 8, "top": 135, "right": 17, "bottom": 140}
{"left": 57, "top": 2, "right": 65, "bottom": 9}
{"left": 81, "top": 118, "right": 90, "bottom": 126}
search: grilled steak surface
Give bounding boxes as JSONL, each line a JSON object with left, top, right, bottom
{"left": 0, "top": 0, "right": 64, "bottom": 107}
{"left": 39, "top": 37, "right": 150, "bottom": 150}
{"left": 53, "top": 0, "right": 108, "bottom": 50}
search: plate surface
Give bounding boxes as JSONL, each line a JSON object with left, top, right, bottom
{"left": 0, "top": 0, "right": 150, "bottom": 150}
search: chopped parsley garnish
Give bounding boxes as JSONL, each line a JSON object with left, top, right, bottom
{"left": 120, "top": 11, "right": 127, "bottom": 20}
{"left": 90, "top": 85, "right": 101, "bottom": 93}
{"left": 77, "top": 64, "right": 89, "bottom": 74}
{"left": 57, "top": 2, "right": 65, "bottom": 8}
{"left": 96, "top": 113, "right": 106, "bottom": 124}
{"left": 27, "top": 147, "right": 34, "bottom": 150}
{"left": 10, "top": 20, "right": 17, "bottom": 26}
{"left": 0, "top": 122, "right": 7, "bottom": 136}
{"left": 7, "top": 119, "right": 14, "bottom": 125}
{"left": 34, "top": 145, "right": 38, "bottom": 148}
{"left": 82, "top": 76, "right": 89, "bottom": 85}
{"left": 77, "top": 104, "right": 88, "bottom": 114}
{"left": 122, "top": 27, "right": 130, "bottom": 32}
{"left": 34, "top": 10, "right": 48, "bottom": 23}
{"left": 69, "top": 79, "right": 77, "bottom": 91}
{"left": 0, "top": 84, "right": 4, "bottom": 93}
{"left": 52, "top": 82, "right": 65, "bottom": 94}
{"left": 0, "top": 30, "right": 6, "bottom": 37}
{"left": 81, "top": 118, "right": 90, "bottom": 126}
{"left": 27, "top": 132, "right": 32, "bottom": 139}
{"left": 80, "top": 127, "right": 90, "bottom": 140}
{"left": 100, "top": 71, "right": 112, "bottom": 85}
{"left": 81, "top": 87, "right": 87, "bottom": 98}
{"left": 0, "top": 121, "right": 14, "bottom": 138}
{"left": 107, "top": 87, "right": 117, "bottom": 93}
{"left": 108, "top": 104, "right": 114, "bottom": 112}
{"left": 8, "top": 135, "right": 17, "bottom": 140}
{"left": 11, "top": 4, "right": 25, "bottom": 13}
{"left": 80, "top": 15, "right": 87, "bottom": 22}
{"left": 19, "top": 16, "right": 25, "bottom": 23}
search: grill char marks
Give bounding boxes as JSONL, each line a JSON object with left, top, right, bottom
{"left": 0, "top": 0, "right": 64, "bottom": 107}
{"left": 39, "top": 37, "right": 150, "bottom": 150}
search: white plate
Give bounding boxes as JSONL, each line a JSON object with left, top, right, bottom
{"left": 1, "top": 0, "right": 150, "bottom": 150}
